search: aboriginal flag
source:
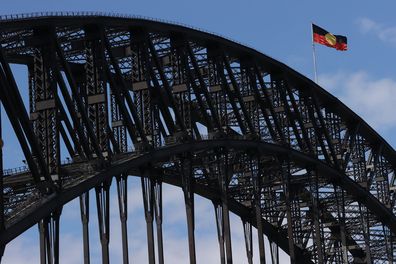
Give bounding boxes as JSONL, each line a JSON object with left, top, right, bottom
{"left": 312, "top": 24, "right": 347, "bottom": 51}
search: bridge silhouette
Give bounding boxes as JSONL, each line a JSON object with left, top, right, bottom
{"left": 0, "top": 13, "right": 395, "bottom": 264}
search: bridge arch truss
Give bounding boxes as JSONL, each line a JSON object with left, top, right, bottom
{"left": 0, "top": 13, "right": 395, "bottom": 264}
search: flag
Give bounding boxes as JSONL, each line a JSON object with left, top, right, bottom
{"left": 312, "top": 24, "right": 347, "bottom": 51}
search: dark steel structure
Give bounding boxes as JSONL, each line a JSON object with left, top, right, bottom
{"left": 0, "top": 12, "right": 394, "bottom": 264}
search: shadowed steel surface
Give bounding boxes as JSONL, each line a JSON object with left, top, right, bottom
{"left": 0, "top": 13, "right": 395, "bottom": 264}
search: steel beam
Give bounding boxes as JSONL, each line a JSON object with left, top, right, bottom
{"left": 50, "top": 66, "right": 92, "bottom": 159}
{"left": 52, "top": 32, "right": 104, "bottom": 160}
{"left": 29, "top": 39, "right": 60, "bottom": 181}
{"left": 146, "top": 35, "right": 185, "bottom": 132}
{"left": 0, "top": 105, "right": 4, "bottom": 262}
{"left": 116, "top": 174, "right": 129, "bottom": 264}
{"left": 275, "top": 77, "right": 305, "bottom": 151}
{"left": 0, "top": 64, "right": 46, "bottom": 190}
{"left": 254, "top": 66, "right": 286, "bottom": 143}
{"left": 0, "top": 141, "right": 318, "bottom": 263}
{"left": 0, "top": 16, "right": 395, "bottom": 264}
{"left": 247, "top": 68, "right": 277, "bottom": 142}
{"left": 214, "top": 202, "right": 226, "bottom": 264}
{"left": 214, "top": 55, "right": 248, "bottom": 135}
{"left": 39, "top": 209, "right": 62, "bottom": 264}
{"left": 253, "top": 159, "right": 266, "bottom": 263}
{"left": 95, "top": 181, "right": 111, "bottom": 264}
{"left": 103, "top": 57, "right": 141, "bottom": 146}
{"left": 242, "top": 219, "right": 253, "bottom": 264}
{"left": 308, "top": 89, "right": 340, "bottom": 169}
{"left": 57, "top": 100, "right": 85, "bottom": 158}
{"left": 59, "top": 124, "right": 75, "bottom": 158}
{"left": 0, "top": 49, "right": 52, "bottom": 189}
{"left": 0, "top": 51, "right": 51, "bottom": 181}
{"left": 180, "top": 44, "right": 214, "bottom": 132}
{"left": 83, "top": 30, "right": 110, "bottom": 156}
{"left": 217, "top": 151, "right": 233, "bottom": 264}
{"left": 304, "top": 94, "right": 333, "bottom": 165}
{"left": 1, "top": 139, "right": 395, "bottom": 261}
{"left": 358, "top": 204, "right": 372, "bottom": 263}
{"left": 280, "top": 158, "right": 297, "bottom": 264}
{"left": 138, "top": 36, "right": 176, "bottom": 135}
{"left": 103, "top": 33, "right": 149, "bottom": 146}
{"left": 154, "top": 178, "right": 164, "bottom": 264}
{"left": 282, "top": 79, "right": 313, "bottom": 153}
{"left": 79, "top": 192, "right": 90, "bottom": 264}
{"left": 181, "top": 157, "right": 197, "bottom": 264}
{"left": 186, "top": 43, "right": 222, "bottom": 130}
{"left": 222, "top": 55, "right": 255, "bottom": 134}
{"left": 141, "top": 169, "right": 156, "bottom": 264}
{"left": 308, "top": 168, "right": 324, "bottom": 264}
{"left": 270, "top": 241, "right": 279, "bottom": 264}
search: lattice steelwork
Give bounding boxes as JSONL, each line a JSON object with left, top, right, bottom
{"left": 0, "top": 13, "right": 395, "bottom": 264}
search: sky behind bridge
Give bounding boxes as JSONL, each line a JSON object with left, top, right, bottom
{"left": 1, "top": 1, "right": 395, "bottom": 263}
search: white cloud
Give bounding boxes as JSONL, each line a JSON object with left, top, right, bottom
{"left": 2, "top": 230, "right": 39, "bottom": 264}
{"left": 356, "top": 17, "right": 396, "bottom": 46}
{"left": 319, "top": 71, "right": 396, "bottom": 134}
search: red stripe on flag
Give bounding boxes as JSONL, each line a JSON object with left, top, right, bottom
{"left": 313, "top": 33, "right": 347, "bottom": 51}
{"left": 335, "top": 43, "right": 347, "bottom": 51}
{"left": 313, "top": 33, "right": 332, "bottom": 47}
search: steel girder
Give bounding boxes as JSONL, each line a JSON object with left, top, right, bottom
{"left": 1, "top": 140, "right": 394, "bottom": 262}
{"left": 0, "top": 14, "right": 394, "bottom": 264}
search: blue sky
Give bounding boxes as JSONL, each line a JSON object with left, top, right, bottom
{"left": 1, "top": 1, "right": 395, "bottom": 263}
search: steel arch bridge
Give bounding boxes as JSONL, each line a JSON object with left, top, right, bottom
{"left": 0, "top": 12, "right": 394, "bottom": 264}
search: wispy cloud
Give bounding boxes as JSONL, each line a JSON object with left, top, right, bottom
{"left": 356, "top": 17, "right": 396, "bottom": 46}
{"left": 319, "top": 71, "right": 396, "bottom": 136}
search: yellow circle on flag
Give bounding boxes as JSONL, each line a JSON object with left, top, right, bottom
{"left": 325, "top": 33, "right": 337, "bottom": 46}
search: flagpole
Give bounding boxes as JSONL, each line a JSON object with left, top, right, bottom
{"left": 311, "top": 22, "right": 318, "bottom": 83}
